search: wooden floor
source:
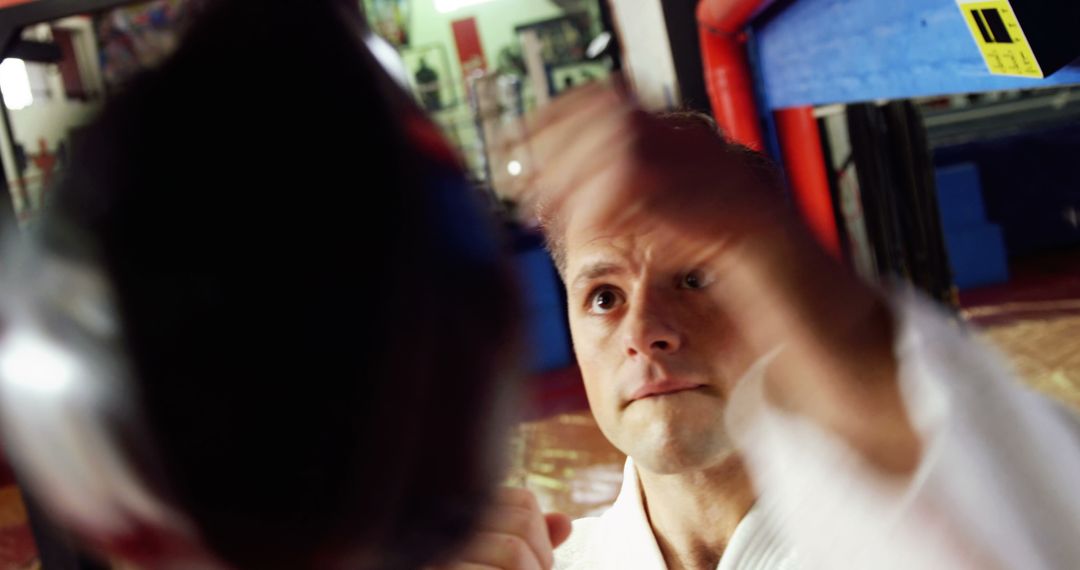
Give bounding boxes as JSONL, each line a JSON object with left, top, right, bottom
{"left": 963, "top": 249, "right": 1080, "bottom": 412}
{"left": 0, "top": 485, "right": 36, "bottom": 570}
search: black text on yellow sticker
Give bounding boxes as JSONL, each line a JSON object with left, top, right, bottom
{"left": 960, "top": 0, "right": 1042, "bottom": 78}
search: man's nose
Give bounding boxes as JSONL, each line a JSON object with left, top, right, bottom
{"left": 624, "top": 290, "right": 682, "bottom": 357}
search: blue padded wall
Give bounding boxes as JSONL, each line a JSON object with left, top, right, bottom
{"left": 513, "top": 246, "right": 573, "bottom": 373}
{"left": 934, "top": 163, "right": 1009, "bottom": 289}
{"left": 934, "top": 124, "right": 1080, "bottom": 258}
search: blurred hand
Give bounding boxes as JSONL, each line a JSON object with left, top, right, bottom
{"left": 517, "top": 84, "right": 920, "bottom": 475}
{"left": 431, "top": 487, "right": 572, "bottom": 570}
{"left": 515, "top": 83, "right": 778, "bottom": 245}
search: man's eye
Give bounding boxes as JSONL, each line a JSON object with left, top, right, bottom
{"left": 587, "top": 287, "right": 623, "bottom": 314}
{"left": 679, "top": 269, "right": 712, "bottom": 290}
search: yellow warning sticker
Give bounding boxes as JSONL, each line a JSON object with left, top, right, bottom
{"left": 958, "top": 0, "right": 1042, "bottom": 78}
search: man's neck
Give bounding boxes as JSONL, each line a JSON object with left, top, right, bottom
{"left": 636, "top": 454, "right": 756, "bottom": 570}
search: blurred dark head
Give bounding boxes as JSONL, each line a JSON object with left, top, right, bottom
{"left": 7, "top": 0, "right": 520, "bottom": 568}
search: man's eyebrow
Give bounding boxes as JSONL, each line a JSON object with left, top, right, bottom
{"left": 571, "top": 262, "right": 625, "bottom": 290}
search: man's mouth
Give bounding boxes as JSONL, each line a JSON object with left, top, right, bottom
{"left": 628, "top": 378, "right": 704, "bottom": 402}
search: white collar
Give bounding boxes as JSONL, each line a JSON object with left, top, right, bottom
{"left": 591, "top": 457, "right": 669, "bottom": 568}
{"left": 591, "top": 457, "right": 794, "bottom": 569}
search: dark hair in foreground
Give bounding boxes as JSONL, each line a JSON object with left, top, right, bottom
{"left": 35, "top": 0, "right": 519, "bottom": 567}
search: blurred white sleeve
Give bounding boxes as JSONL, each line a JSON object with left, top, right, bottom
{"left": 725, "top": 289, "right": 1080, "bottom": 570}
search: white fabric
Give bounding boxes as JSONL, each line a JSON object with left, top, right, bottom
{"left": 554, "top": 458, "right": 795, "bottom": 569}
{"left": 555, "top": 291, "right": 1080, "bottom": 569}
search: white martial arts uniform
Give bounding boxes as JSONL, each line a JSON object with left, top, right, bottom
{"left": 554, "top": 457, "right": 797, "bottom": 569}
{"left": 556, "top": 291, "right": 1080, "bottom": 569}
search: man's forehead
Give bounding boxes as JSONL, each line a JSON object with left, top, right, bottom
{"left": 565, "top": 231, "right": 659, "bottom": 282}
{"left": 563, "top": 219, "right": 716, "bottom": 283}
{"left": 567, "top": 232, "right": 638, "bottom": 265}
{"left": 565, "top": 220, "right": 687, "bottom": 260}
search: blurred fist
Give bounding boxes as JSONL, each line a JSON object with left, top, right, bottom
{"left": 431, "top": 487, "right": 572, "bottom": 570}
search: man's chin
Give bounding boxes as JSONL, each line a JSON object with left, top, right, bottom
{"left": 630, "top": 445, "right": 737, "bottom": 475}
{"left": 617, "top": 424, "right": 736, "bottom": 475}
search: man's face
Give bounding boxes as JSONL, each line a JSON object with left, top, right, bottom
{"left": 564, "top": 220, "right": 754, "bottom": 475}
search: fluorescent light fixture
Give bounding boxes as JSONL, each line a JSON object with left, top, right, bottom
{"left": 434, "top": 0, "right": 497, "bottom": 14}
{"left": 0, "top": 59, "right": 34, "bottom": 111}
